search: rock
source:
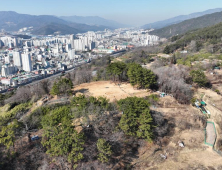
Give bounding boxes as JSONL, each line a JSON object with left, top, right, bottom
{"left": 75, "top": 126, "right": 83, "bottom": 133}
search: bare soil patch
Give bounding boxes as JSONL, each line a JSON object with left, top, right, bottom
{"left": 74, "top": 81, "right": 152, "bottom": 101}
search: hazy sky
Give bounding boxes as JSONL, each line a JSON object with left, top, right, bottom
{"left": 1, "top": 0, "right": 222, "bottom": 26}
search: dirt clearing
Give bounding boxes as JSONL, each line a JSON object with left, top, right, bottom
{"left": 74, "top": 81, "right": 152, "bottom": 101}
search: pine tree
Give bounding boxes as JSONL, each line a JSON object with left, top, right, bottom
{"left": 118, "top": 97, "right": 153, "bottom": 141}
{"left": 97, "top": 138, "right": 112, "bottom": 163}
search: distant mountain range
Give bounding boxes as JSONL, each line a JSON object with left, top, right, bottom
{"left": 149, "top": 11, "right": 222, "bottom": 38}
{"left": 142, "top": 8, "right": 222, "bottom": 30}
{"left": 60, "top": 16, "right": 130, "bottom": 29}
{"left": 0, "top": 11, "right": 117, "bottom": 35}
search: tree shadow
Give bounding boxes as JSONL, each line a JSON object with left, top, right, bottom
{"left": 74, "top": 88, "right": 89, "bottom": 94}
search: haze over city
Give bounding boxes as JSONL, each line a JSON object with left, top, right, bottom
{"left": 1, "top": 0, "right": 222, "bottom": 26}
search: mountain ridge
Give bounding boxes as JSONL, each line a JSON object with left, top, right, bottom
{"left": 0, "top": 11, "right": 113, "bottom": 35}
{"left": 149, "top": 11, "right": 222, "bottom": 38}
{"left": 142, "top": 8, "right": 222, "bottom": 29}
{"left": 60, "top": 15, "right": 130, "bottom": 29}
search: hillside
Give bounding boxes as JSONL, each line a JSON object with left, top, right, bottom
{"left": 31, "top": 22, "right": 109, "bottom": 35}
{"left": 150, "top": 11, "right": 222, "bottom": 38}
{"left": 163, "top": 22, "right": 222, "bottom": 53}
{"left": 31, "top": 23, "right": 80, "bottom": 35}
{"left": 142, "top": 8, "right": 222, "bottom": 29}
{"left": 0, "top": 52, "right": 222, "bottom": 169}
{"left": 0, "top": 11, "right": 110, "bottom": 35}
{"left": 60, "top": 15, "right": 129, "bottom": 29}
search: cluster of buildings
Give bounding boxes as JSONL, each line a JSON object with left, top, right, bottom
{"left": 0, "top": 28, "right": 160, "bottom": 92}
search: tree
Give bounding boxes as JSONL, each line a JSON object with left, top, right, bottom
{"left": 39, "top": 80, "right": 51, "bottom": 94}
{"left": 127, "top": 63, "right": 141, "bottom": 87}
{"left": 190, "top": 70, "right": 209, "bottom": 87}
{"left": 41, "top": 108, "right": 84, "bottom": 167}
{"left": 153, "top": 65, "right": 193, "bottom": 104}
{"left": 118, "top": 97, "right": 153, "bottom": 141}
{"left": 170, "top": 54, "right": 177, "bottom": 64}
{"left": 127, "top": 63, "right": 157, "bottom": 89}
{"left": 50, "top": 78, "right": 73, "bottom": 96}
{"left": 163, "top": 45, "right": 171, "bottom": 54}
{"left": 106, "top": 62, "right": 127, "bottom": 82}
{"left": 0, "top": 119, "right": 20, "bottom": 150}
{"left": 71, "top": 95, "right": 110, "bottom": 118}
{"left": 97, "top": 138, "right": 112, "bottom": 163}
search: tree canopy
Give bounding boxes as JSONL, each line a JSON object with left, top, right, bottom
{"left": 190, "top": 70, "right": 209, "bottom": 87}
{"left": 106, "top": 62, "right": 127, "bottom": 82}
{"left": 50, "top": 78, "right": 73, "bottom": 96}
{"left": 118, "top": 97, "right": 153, "bottom": 141}
{"left": 127, "top": 63, "right": 157, "bottom": 89}
{"left": 41, "top": 106, "right": 85, "bottom": 166}
{"left": 0, "top": 119, "right": 20, "bottom": 149}
{"left": 97, "top": 138, "right": 112, "bottom": 163}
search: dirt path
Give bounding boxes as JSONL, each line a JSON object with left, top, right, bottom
{"left": 205, "top": 122, "right": 216, "bottom": 146}
{"left": 197, "top": 89, "right": 222, "bottom": 150}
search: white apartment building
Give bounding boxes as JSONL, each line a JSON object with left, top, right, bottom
{"left": 21, "top": 53, "right": 32, "bottom": 72}
{"left": 13, "top": 51, "right": 22, "bottom": 67}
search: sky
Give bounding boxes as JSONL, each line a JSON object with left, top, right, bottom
{"left": 0, "top": 0, "right": 222, "bottom": 26}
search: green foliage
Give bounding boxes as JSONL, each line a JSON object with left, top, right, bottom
{"left": 215, "top": 89, "right": 220, "bottom": 94}
{"left": 118, "top": 97, "right": 153, "bottom": 141}
{"left": 196, "top": 41, "right": 203, "bottom": 51}
{"left": 97, "top": 138, "right": 112, "bottom": 163}
{"left": 176, "top": 53, "right": 213, "bottom": 67}
{"left": 106, "top": 62, "right": 157, "bottom": 89}
{"left": 41, "top": 106, "right": 71, "bottom": 128}
{"left": 0, "top": 102, "right": 31, "bottom": 126}
{"left": 171, "top": 35, "right": 183, "bottom": 42}
{"left": 50, "top": 78, "right": 73, "bottom": 96}
{"left": 163, "top": 45, "right": 171, "bottom": 54}
{"left": 25, "top": 105, "right": 64, "bottom": 130}
{"left": 146, "top": 94, "right": 159, "bottom": 105}
{"left": 151, "top": 11, "right": 222, "bottom": 38}
{"left": 0, "top": 119, "right": 20, "bottom": 149}
{"left": 72, "top": 95, "right": 109, "bottom": 112}
{"left": 106, "top": 62, "right": 127, "bottom": 82}
{"left": 0, "top": 92, "right": 14, "bottom": 106}
{"left": 127, "top": 63, "right": 157, "bottom": 89}
{"left": 190, "top": 97, "right": 197, "bottom": 106}
{"left": 163, "top": 22, "right": 222, "bottom": 53}
{"left": 190, "top": 70, "right": 208, "bottom": 87}
{"left": 41, "top": 107, "right": 84, "bottom": 164}
{"left": 94, "top": 68, "right": 109, "bottom": 81}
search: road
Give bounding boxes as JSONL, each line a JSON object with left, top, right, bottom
{"left": 0, "top": 63, "right": 82, "bottom": 94}
{"left": 1, "top": 49, "right": 133, "bottom": 94}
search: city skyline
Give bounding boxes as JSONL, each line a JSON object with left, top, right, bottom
{"left": 0, "top": 0, "right": 222, "bottom": 26}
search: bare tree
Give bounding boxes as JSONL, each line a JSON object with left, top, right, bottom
{"left": 153, "top": 65, "right": 193, "bottom": 104}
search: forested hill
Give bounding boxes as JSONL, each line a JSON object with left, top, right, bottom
{"left": 142, "top": 8, "right": 222, "bottom": 29}
{"left": 163, "top": 22, "right": 222, "bottom": 54}
{"left": 150, "top": 11, "right": 222, "bottom": 38}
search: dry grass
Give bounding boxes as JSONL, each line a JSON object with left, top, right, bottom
{"left": 74, "top": 81, "right": 153, "bottom": 102}
{"left": 73, "top": 81, "right": 222, "bottom": 169}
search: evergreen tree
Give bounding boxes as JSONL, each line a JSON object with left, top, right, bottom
{"left": 118, "top": 97, "right": 153, "bottom": 141}
{"left": 41, "top": 108, "right": 84, "bottom": 166}
{"left": 163, "top": 45, "right": 171, "bottom": 54}
{"left": 97, "top": 138, "right": 112, "bottom": 163}
{"left": 190, "top": 70, "right": 209, "bottom": 87}
{"left": 0, "top": 119, "right": 20, "bottom": 150}
{"left": 106, "top": 62, "right": 127, "bottom": 82}
{"left": 127, "top": 63, "right": 157, "bottom": 89}
{"left": 50, "top": 78, "right": 73, "bottom": 96}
